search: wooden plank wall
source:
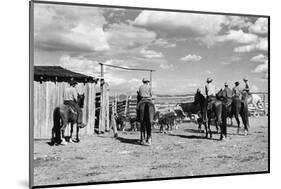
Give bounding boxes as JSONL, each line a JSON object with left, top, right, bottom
{"left": 33, "top": 81, "right": 96, "bottom": 139}
{"left": 98, "top": 84, "right": 110, "bottom": 133}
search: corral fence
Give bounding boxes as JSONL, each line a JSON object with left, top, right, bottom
{"left": 110, "top": 92, "right": 268, "bottom": 120}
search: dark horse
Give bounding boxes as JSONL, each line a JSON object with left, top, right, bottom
{"left": 137, "top": 91, "right": 155, "bottom": 145}
{"left": 51, "top": 94, "right": 85, "bottom": 145}
{"left": 216, "top": 89, "right": 249, "bottom": 135}
{"left": 194, "top": 89, "right": 227, "bottom": 140}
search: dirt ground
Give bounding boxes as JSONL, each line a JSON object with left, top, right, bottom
{"left": 33, "top": 117, "right": 269, "bottom": 186}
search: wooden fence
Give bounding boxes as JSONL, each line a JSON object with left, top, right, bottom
{"left": 111, "top": 92, "right": 268, "bottom": 119}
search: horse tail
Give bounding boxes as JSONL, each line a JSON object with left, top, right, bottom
{"left": 52, "top": 107, "right": 61, "bottom": 143}
{"left": 144, "top": 103, "right": 150, "bottom": 124}
{"left": 216, "top": 103, "right": 223, "bottom": 126}
{"left": 240, "top": 101, "right": 250, "bottom": 129}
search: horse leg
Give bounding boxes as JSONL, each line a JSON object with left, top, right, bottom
{"left": 208, "top": 119, "right": 212, "bottom": 139}
{"left": 160, "top": 123, "right": 163, "bottom": 133}
{"left": 76, "top": 124, "right": 80, "bottom": 143}
{"left": 215, "top": 121, "right": 219, "bottom": 133}
{"left": 234, "top": 113, "right": 240, "bottom": 134}
{"left": 146, "top": 121, "right": 152, "bottom": 145}
{"left": 140, "top": 122, "right": 145, "bottom": 145}
{"left": 69, "top": 123, "right": 74, "bottom": 143}
{"left": 240, "top": 107, "right": 249, "bottom": 135}
{"left": 203, "top": 121, "right": 208, "bottom": 138}
{"left": 60, "top": 123, "right": 67, "bottom": 145}
{"left": 51, "top": 127, "right": 56, "bottom": 145}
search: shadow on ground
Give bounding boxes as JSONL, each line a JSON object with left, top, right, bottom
{"left": 115, "top": 136, "right": 140, "bottom": 145}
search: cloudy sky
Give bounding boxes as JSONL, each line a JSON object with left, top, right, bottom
{"left": 34, "top": 3, "right": 269, "bottom": 95}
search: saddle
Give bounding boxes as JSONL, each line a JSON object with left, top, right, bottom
{"left": 207, "top": 96, "right": 216, "bottom": 110}
{"left": 224, "top": 98, "right": 232, "bottom": 107}
{"left": 64, "top": 101, "right": 78, "bottom": 115}
{"left": 138, "top": 98, "right": 153, "bottom": 107}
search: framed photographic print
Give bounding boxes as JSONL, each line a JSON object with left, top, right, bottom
{"left": 29, "top": 0, "right": 269, "bottom": 188}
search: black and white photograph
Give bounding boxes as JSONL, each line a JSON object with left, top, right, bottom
{"left": 30, "top": 0, "right": 269, "bottom": 188}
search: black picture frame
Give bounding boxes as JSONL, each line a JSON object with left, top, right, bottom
{"left": 29, "top": 1, "right": 270, "bottom": 188}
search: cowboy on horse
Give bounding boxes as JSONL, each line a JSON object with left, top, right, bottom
{"left": 242, "top": 78, "right": 250, "bottom": 93}
{"left": 136, "top": 77, "right": 155, "bottom": 145}
{"left": 63, "top": 80, "right": 86, "bottom": 128}
{"left": 203, "top": 77, "right": 217, "bottom": 122}
{"left": 232, "top": 81, "right": 242, "bottom": 100}
{"left": 221, "top": 82, "right": 233, "bottom": 106}
{"left": 136, "top": 77, "right": 155, "bottom": 121}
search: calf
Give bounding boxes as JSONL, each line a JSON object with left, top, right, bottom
{"left": 115, "top": 114, "right": 126, "bottom": 131}
{"left": 158, "top": 111, "right": 177, "bottom": 133}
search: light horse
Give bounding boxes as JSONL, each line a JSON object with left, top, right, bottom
{"left": 244, "top": 93, "right": 264, "bottom": 110}
{"left": 194, "top": 89, "right": 227, "bottom": 140}
{"left": 137, "top": 91, "right": 155, "bottom": 145}
{"left": 51, "top": 94, "right": 85, "bottom": 145}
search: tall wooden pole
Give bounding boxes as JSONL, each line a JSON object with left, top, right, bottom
{"left": 99, "top": 63, "right": 105, "bottom": 133}
{"left": 150, "top": 70, "right": 153, "bottom": 91}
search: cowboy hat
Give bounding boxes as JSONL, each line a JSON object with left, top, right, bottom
{"left": 142, "top": 77, "right": 150, "bottom": 83}
{"left": 243, "top": 78, "right": 248, "bottom": 81}
{"left": 206, "top": 78, "right": 213, "bottom": 83}
{"left": 224, "top": 82, "right": 228, "bottom": 86}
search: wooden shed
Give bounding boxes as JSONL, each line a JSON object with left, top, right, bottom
{"left": 33, "top": 66, "right": 98, "bottom": 139}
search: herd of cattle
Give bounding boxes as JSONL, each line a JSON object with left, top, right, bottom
{"left": 113, "top": 97, "right": 266, "bottom": 133}
{"left": 114, "top": 102, "right": 203, "bottom": 133}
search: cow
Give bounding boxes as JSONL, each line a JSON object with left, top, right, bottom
{"left": 175, "top": 102, "right": 206, "bottom": 131}
{"left": 157, "top": 111, "right": 177, "bottom": 133}
{"left": 175, "top": 102, "right": 201, "bottom": 121}
{"left": 173, "top": 106, "right": 186, "bottom": 124}
{"left": 115, "top": 114, "right": 126, "bottom": 131}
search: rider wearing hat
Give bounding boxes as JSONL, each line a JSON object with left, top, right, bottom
{"left": 205, "top": 77, "right": 216, "bottom": 100}
{"left": 232, "top": 81, "right": 242, "bottom": 99}
{"left": 242, "top": 78, "right": 250, "bottom": 93}
{"left": 222, "top": 82, "right": 233, "bottom": 106}
{"left": 63, "top": 80, "right": 86, "bottom": 128}
{"left": 203, "top": 77, "right": 216, "bottom": 121}
{"left": 136, "top": 77, "right": 154, "bottom": 121}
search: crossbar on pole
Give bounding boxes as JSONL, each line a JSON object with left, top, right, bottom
{"left": 99, "top": 63, "right": 155, "bottom": 72}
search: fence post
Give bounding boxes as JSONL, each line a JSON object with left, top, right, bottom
{"left": 105, "top": 84, "right": 110, "bottom": 131}
{"left": 125, "top": 93, "right": 128, "bottom": 117}
{"left": 263, "top": 93, "right": 266, "bottom": 115}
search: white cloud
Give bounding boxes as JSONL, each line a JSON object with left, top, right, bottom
{"left": 234, "top": 37, "right": 268, "bottom": 52}
{"left": 34, "top": 4, "right": 110, "bottom": 52}
{"left": 140, "top": 48, "right": 164, "bottom": 58}
{"left": 249, "top": 18, "right": 268, "bottom": 34}
{"left": 151, "top": 38, "right": 177, "bottom": 48}
{"left": 180, "top": 54, "right": 202, "bottom": 62}
{"left": 253, "top": 60, "right": 268, "bottom": 73}
{"left": 250, "top": 54, "right": 268, "bottom": 62}
{"left": 106, "top": 23, "right": 157, "bottom": 49}
{"left": 159, "top": 64, "right": 173, "bottom": 69}
{"left": 205, "top": 70, "right": 213, "bottom": 74}
{"left": 224, "top": 16, "right": 252, "bottom": 28}
{"left": 105, "top": 74, "right": 141, "bottom": 92}
{"left": 220, "top": 61, "right": 231, "bottom": 65}
{"left": 59, "top": 55, "right": 99, "bottom": 76}
{"left": 216, "top": 30, "right": 258, "bottom": 44}
{"left": 134, "top": 11, "right": 226, "bottom": 36}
